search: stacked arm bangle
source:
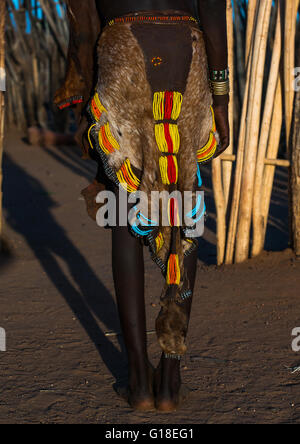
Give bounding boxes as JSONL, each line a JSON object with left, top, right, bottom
{"left": 209, "top": 79, "right": 230, "bottom": 95}
{"left": 209, "top": 68, "right": 230, "bottom": 96}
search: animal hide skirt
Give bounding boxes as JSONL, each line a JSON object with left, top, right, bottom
{"left": 86, "top": 13, "right": 219, "bottom": 357}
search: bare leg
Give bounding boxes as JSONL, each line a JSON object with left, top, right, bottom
{"left": 111, "top": 194, "right": 154, "bottom": 411}
{"left": 155, "top": 247, "right": 198, "bottom": 412}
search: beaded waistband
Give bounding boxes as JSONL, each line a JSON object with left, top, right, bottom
{"left": 108, "top": 14, "right": 198, "bottom": 27}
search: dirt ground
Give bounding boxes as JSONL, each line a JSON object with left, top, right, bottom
{"left": 1, "top": 130, "right": 300, "bottom": 424}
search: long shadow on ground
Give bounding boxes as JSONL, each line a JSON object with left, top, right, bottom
{"left": 2, "top": 152, "right": 127, "bottom": 382}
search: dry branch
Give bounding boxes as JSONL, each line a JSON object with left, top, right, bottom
{"left": 235, "top": 0, "right": 273, "bottom": 263}
{"left": 290, "top": 83, "right": 300, "bottom": 255}
{"left": 0, "top": 0, "right": 6, "bottom": 248}
{"left": 222, "top": 0, "right": 234, "bottom": 211}
{"left": 283, "top": 0, "right": 299, "bottom": 150}
{"left": 252, "top": 3, "right": 282, "bottom": 257}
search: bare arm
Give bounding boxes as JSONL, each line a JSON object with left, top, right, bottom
{"left": 198, "top": 0, "right": 230, "bottom": 153}
{"left": 54, "top": 0, "right": 100, "bottom": 156}
{"left": 198, "top": 0, "right": 228, "bottom": 71}
{"left": 54, "top": 0, "right": 100, "bottom": 108}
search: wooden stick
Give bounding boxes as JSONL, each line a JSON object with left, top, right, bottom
{"left": 245, "top": 0, "right": 258, "bottom": 66}
{"left": 233, "top": 0, "right": 246, "bottom": 102}
{"left": 225, "top": 53, "right": 252, "bottom": 265}
{"left": 235, "top": 0, "right": 273, "bottom": 263}
{"left": 290, "top": 85, "right": 300, "bottom": 255}
{"left": 225, "top": 0, "right": 259, "bottom": 264}
{"left": 225, "top": 1, "right": 260, "bottom": 265}
{"left": 105, "top": 330, "right": 156, "bottom": 338}
{"left": 222, "top": 0, "right": 234, "bottom": 212}
{"left": 0, "top": 0, "right": 5, "bottom": 249}
{"left": 260, "top": 77, "right": 283, "bottom": 243}
{"left": 220, "top": 154, "right": 289, "bottom": 168}
{"left": 284, "top": 0, "right": 299, "bottom": 151}
{"left": 252, "top": 2, "right": 282, "bottom": 258}
{"left": 212, "top": 156, "right": 226, "bottom": 265}
{"left": 212, "top": 0, "right": 235, "bottom": 266}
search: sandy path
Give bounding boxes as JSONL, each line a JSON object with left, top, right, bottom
{"left": 0, "top": 131, "right": 300, "bottom": 424}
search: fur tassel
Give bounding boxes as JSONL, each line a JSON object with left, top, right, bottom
{"left": 156, "top": 299, "right": 188, "bottom": 356}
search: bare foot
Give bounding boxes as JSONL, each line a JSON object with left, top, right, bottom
{"left": 42, "top": 130, "right": 58, "bottom": 146}
{"left": 43, "top": 130, "right": 75, "bottom": 147}
{"left": 117, "top": 363, "right": 155, "bottom": 412}
{"left": 28, "top": 127, "right": 76, "bottom": 147}
{"left": 154, "top": 355, "right": 186, "bottom": 412}
{"left": 28, "top": 127, "right": 43, "bottom": 146}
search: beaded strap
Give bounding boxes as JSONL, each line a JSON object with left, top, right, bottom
{"left": 108, "top": 15, "right": 197, "bottom": 26}
{"left": 209, "top": 68, "right": 229, "bottom": 82}
{"left": 57, "top": 95, "right": 84, "bottom": 110}
{"left": 164, "top": 353, "right": 182, "bottom": 360}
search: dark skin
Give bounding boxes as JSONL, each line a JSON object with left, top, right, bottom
{"left": 96, "top": 0, "right": 229, "bottom": 412}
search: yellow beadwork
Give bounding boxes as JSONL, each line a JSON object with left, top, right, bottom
{"left": 197, "top": 131, "right": 217, "bottom": 163}
{"left": 153, "top": 91, "right": 183, "bottom": 121}
{"left": 159, "top": 156, "right": 178, "bottom": 185}
{"left": 153, "top": 92, "right": 165, "bottom": 120}
{"left": 155, "top": 123, "right": 180, "bottom": 153}
{"left": 91, "top": 93, "right": 107, "bottom": 121}
{"left": 98, "top": 123, "right": 120, "bottom": 155}
{"left": 196, "top": 107, "right": 218, "bottom": 163}
{"left": 171, "top": 93, "right": 183, "bottom": 120}
{"left": 94, "top": 93, "right": 107, "bottom": 114}
{"left": 87, "top": 124, "right": 97, "bottom": 149}
{"left": 211, "top": 105, "right": 216, "bottom": 132}
{"left": 155, "top": 232, "right": 164, "bottom": 252}
{"left": 116, "top": 159, "right": 140, "bottom": 193}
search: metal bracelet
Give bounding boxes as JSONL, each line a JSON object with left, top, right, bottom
{"left": 209, "top": 79, "right": 230, "bottom": 96}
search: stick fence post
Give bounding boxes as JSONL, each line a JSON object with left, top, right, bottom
{"left": 0, "top": 0, "right": 6, "bottom": 249}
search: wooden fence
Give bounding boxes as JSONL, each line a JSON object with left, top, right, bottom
{"left": 213, "top": 0, "right": 300, "bottom": 265}
{"left": 5, "top": 0, "right": 68, "bottom": 132}
{"left": 0, "top": 0, "right": 6, "bottom": 250}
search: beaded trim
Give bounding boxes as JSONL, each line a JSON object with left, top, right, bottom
{"left": 57, "top": 95, "right": 84, "bottom": 110}
{"left": 196, "top": 106, "right": 218, "bottom": 164}
{"left": 108, "top": 15, "right": 197, "bottom": 27}
{"left": 183, "top": 237, "right": 198, "bottom": 257}
{"left": 91, "top": 93, "right": 107, "bottom": 120}
{"left": 164, "top": 353, "right": 182, "bottom": 360}
{"left": 116, "top": 159, "right": 140, "bottom": 193}
{"left": 180, "top": 289, "right": 192, "bottom": 301}
{"left": 209, "top": 68, "right": 229, "bottom": 82}
{"left": 155, "top": 232, "right": 164, "bottom": 253}
{"left": 152, "top": 56, "right": 163, "bottom": 67}
{"left": 152, "top": 91, "right": 184, "bottom": 291}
